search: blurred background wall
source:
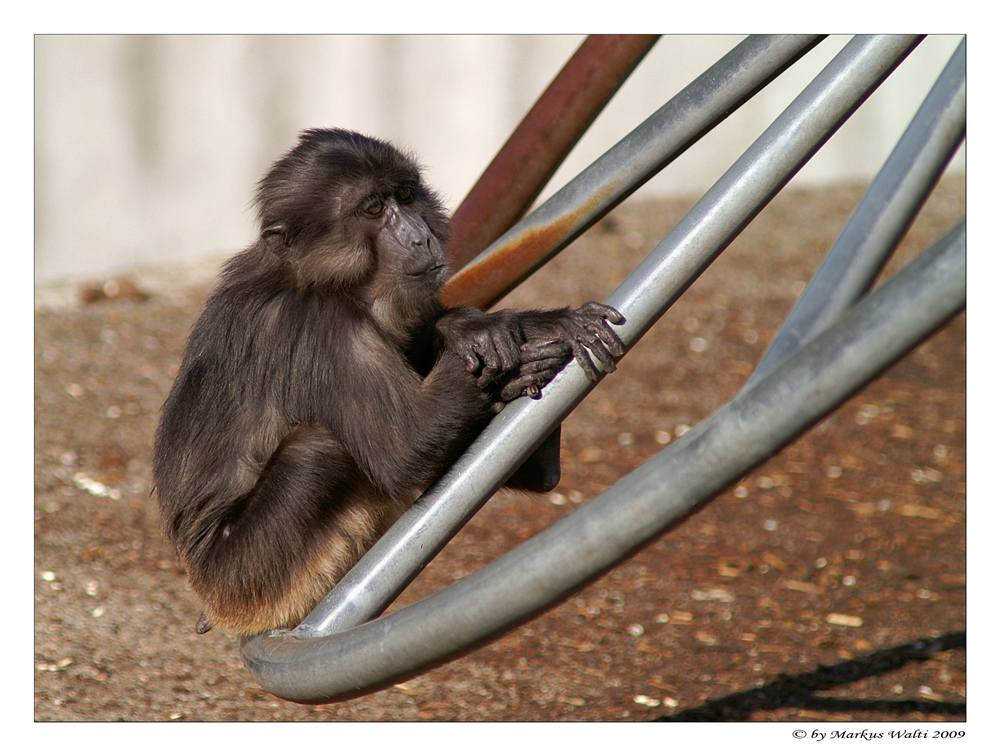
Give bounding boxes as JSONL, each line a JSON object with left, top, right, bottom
{"left": 34, "top": 35, "right": 965, "bottom": 284}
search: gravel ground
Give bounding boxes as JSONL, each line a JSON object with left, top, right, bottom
{"left": 34, "top": 177, "right": 965, "bottom": 723}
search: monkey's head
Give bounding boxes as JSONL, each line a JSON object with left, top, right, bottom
{"left": 255, "top": 129, "right": 452, "bottom": 307}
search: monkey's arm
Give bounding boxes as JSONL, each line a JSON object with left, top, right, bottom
{"left": 317, "top": 321, "right": 500, "bottom": 499}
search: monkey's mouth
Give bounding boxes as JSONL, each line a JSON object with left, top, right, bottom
{"left": 407, "top": 263, "right": 445, "bottom": 278}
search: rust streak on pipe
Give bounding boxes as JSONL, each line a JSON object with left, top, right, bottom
{"left": 442, "top": 184, "right": 619, "bottom": 310}
{"left": 446, "top": 34, "right": 659, "bottom": 272}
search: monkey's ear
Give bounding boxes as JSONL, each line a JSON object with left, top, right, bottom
{"left": 262, "top": 221, "right": 289, "bottom": 255}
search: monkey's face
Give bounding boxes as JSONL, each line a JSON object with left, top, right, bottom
{"left": 357, "top": 188, "right": 449, "bottom": 300}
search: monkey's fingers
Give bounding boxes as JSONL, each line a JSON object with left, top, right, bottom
{"left": 475, "top": 332, "right": 523, "bottom": 388}
{"left": 474, "top": 345, "right": 507, "bottom": 386}
{"left": 477, "top": 369, "right": 498, "bottom": 389}
{"left": 457, "top": 347, "right": 482, "bottom": 373}
{"left": 519, "top": 338, "right": 572, "bottom": 364}
{"left": 562, "top": 321, "right": 622, "bottom": 376}
{"left": 496, "top": 354, "right": 567, "bottom": 402}
{"left": 588, "top": 326, "right": 623, "bottom": 368}
{"left": 477, "top": 356, "right": 500, "bottom": 387}
{"left": 567, "top": 340, "right": 602, "bottom": 381}
{"left": 519, "top": 355, "right": 571, "bottom": 377}
{"left": 577, "top": 307, "right": 627, "bottom": 356}
{"left": 577, "top": 301, "right": 626, "bottom": 326}
{"left": 499, "top": 371, "right": 560, "bottom": 402}
{"left": 566, "top": 306, "right": 627, "bottom": 374}
{"left": 491, "top": 331, "right": 523, "bottom": 373}
{"left": 596, "top": 320, "right": 627, "bottom": 358}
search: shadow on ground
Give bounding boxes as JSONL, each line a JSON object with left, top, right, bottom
{"left": 659, "top": 631, "right": 966, "bottom": 721}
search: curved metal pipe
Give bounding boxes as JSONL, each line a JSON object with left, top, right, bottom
{"left": 241, "top": 36, "right": 943, "bottom": 701}
{"left": 242, "top": 220, "right": 966, "bottom": 704}
{"left": 278, "top": 35, "right": 922, "bottom": 642}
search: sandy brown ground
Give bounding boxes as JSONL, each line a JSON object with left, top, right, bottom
{"left": 34, "top": 177, "right": 965, "bottom": 722}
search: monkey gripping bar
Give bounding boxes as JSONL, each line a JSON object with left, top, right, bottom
{"left": 241, "top": 34, "right": 966, "bottom": 703}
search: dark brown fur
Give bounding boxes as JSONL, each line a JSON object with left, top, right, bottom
{"left": 153, "top": 129, "right": 624, "bottom": 635}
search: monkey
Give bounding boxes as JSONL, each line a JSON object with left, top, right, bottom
{"left": 152, "top": 129, "right": 625, "bottom": 636}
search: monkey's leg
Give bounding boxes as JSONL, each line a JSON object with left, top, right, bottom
{"left": 506, "top": 425, "right": 562, "bottom": 492}
{"left": 189, "top": 426, "right": 407, "bottom": 635}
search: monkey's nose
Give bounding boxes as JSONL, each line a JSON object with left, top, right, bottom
{"left": 403, "top": 246, "right": 442, "bottom": 277}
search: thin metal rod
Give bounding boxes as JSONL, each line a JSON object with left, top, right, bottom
{"left": 441, "top": 34, "right": 825, "bottom": 310}
{"left": 446, "top": 34, "right": 659, "bottom": 270}
{"left": 241, "top": 220, "right": 965, "bottom": 704}
{"left": 254, "top": 35, "right": 922, "bottom": 643}
{"left": 746, "top": 36, "right": 966, "bottom": 388}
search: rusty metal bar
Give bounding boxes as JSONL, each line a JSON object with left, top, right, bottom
{"left": 446, "top": 35, "right": 659, "bottom": 270}
{"left": 441, "top": 34, "right": 824, "bottom": 310}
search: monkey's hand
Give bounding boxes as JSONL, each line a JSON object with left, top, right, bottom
{"left": 493, "top": 338, "right": 574, "bottom": 408}
{"left": 435, "top": 308, "right": 526, "bottom": 388}
{"left": 524, "top": 302, "right": 627, "bottom": 381}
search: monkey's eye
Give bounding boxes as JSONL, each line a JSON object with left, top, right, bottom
{"left": 363, "top": 200, "right": 385, "bottom": 217}
{"left": 397, "top": 186, "right": 413, "bottom": 203}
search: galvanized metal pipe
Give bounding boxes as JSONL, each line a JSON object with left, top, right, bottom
{"left": 446, "top": 35, "right": 660, "bottom": 269}
{"left": 604, "top": 35, "right": 923, "bottom": 349}
{"left": 242, "top": 220, "right": 965, "bottom": 703}
{"left": 441, "top": 34, "right": 824, "bottom": 310}
{"left": 269, "top": 34, "right": 923, "bottom": 641}
{"left": 746, "top": 37, "right": 966, "bottom": 388}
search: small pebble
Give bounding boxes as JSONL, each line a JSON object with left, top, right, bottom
{"left": 825, "top": 613, "right": 863, "bottom": 627}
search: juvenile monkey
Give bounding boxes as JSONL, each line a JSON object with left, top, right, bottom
{"left": 153, "top": 129, "right": 624, "bottom": 634}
